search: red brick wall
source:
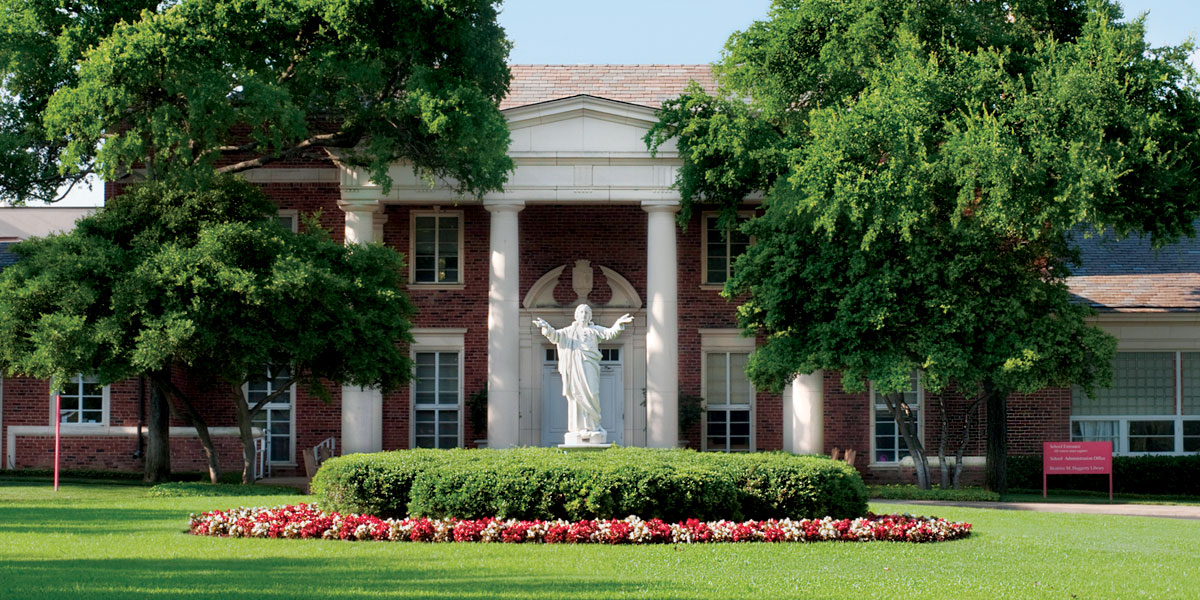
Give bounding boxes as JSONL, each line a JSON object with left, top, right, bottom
{"left": 675, "top": 207, "right": 784, "bottom": 450}
{"left": 12, "top": 434, "right": 246, "bottom": 472}
{"left": 1, "top": 372, "right": 248, "bottom": 473}
{"left": 820, "top": 370, "right": 1072, "bottom": 483}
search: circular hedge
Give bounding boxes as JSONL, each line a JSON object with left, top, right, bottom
{"left": 311, "top": 447, "right": 868, "bottom": 522}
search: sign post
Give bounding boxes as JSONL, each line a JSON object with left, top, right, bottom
{"left": 53, "top": 392, "right": 62, "bottom": 492}
{"left": 1043, "top": 441, "right": 1113, "bottom": 501}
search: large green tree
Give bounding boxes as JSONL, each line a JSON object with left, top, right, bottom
{"left": 1, "top": 0, "right": 513, "bottom": 203}
{"left": 0, "top": 176, "right": 416, "bottom": 483}
{"left": 648, "top": 0, "right": 1200, "bottom": 491}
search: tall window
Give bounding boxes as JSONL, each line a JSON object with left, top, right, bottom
{"left": 55, "top": 374, "right": 106, "bottom": 425}
{"left": 872, "top": 373, "right": 921, "bottom": 463}
{"left": 247, "top": 366, "right": 294, "bottom": 464}
{"left": 1072, "top": 351, "right": 1200, "bottom": 454}
{"left": 703, "top": 215, "right": 750, "bottom": 285}
{"left": 412, "top": 213, "right": 460, "bottom": 284}
{"left": 705, "top": 352, "right": 753, "bottom": 452}
{"left": 414, "top": 351, "right": 461, "bottom": 448}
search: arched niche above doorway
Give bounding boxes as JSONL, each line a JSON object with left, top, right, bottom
{"left": 523, "top": 260, "right": 642, "bottom": 310}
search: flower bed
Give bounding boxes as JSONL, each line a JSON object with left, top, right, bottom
{"left": 189, "top": 504, "right": 971, "bottom": 544}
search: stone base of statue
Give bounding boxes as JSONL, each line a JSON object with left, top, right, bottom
{"left": 557, "top": 442, "right": 615, "bottom": 451}
{"left": 563, "top": 430, "right": 607, "bottom": 445}
{"left": 559, "top": 430, "right": 611, "bottom": 450}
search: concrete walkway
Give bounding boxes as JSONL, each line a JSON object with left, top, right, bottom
{"left": 872, "top": 499, "right": 1200, "bottom": 520}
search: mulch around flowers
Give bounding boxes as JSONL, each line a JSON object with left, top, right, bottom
{"left": 190, "top": 503, "right": 972, "bottom": 544}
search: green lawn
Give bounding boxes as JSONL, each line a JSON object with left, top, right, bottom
{"left": 2, "top": 480, "right": 1197, "bottom": 599}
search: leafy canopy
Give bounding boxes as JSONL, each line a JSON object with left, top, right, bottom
{"left": 647, "top": 0, "right": 1198, "bottom": 395}
{"left": 0, "top": 174, "right": 415, "bottom": 394}
{"left": 1, "top": 0, "right": 513, "bottom": 203}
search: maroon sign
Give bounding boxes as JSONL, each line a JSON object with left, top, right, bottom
{"left": 1043, "top": 441, "right": 1113, "bottom": 500}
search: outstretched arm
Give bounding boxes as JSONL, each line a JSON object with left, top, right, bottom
{"left": 598, "top": 313, "right": 633, "bottom": 340}
{"left": 533, "top": 317, "right": 560, "bottom": 343}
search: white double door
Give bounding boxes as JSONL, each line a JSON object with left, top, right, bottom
{"left": 541, "top": 347, "right": 623, "bottom": 446}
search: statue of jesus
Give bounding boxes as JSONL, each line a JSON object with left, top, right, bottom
{"left": 533, "top": 304, "right": 633, "bottom": 445}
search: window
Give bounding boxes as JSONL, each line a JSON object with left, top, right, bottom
{"left": 872, "top": 373, "right": 921, "bottom": 464}
{"left": 411, "top": 212, "right": 461, "bottom": 284}
{"left": 702, "top": 214, "right": 750, "bottom": 285}
{"left": 275, "top": 210, "right": 299, "bottom": 233}
{"left": 413, "top": 351, "right": 461, "bottom": 448}
{"left": 1072, "top": 351, "right": 1200, "bottom": 455}
{"left": 704, "top": 352, "right": 753, "bottom": 452}
{"left": 54, "top": 374, "right": 107, "bottom": 425}
{"left": 247, "top": 366, "right": 294, "bottom": 464}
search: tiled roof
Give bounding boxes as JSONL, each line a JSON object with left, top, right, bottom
{"left": 0, "top": 242, "right": 17, "bottom": 272}
{"left": 500, "top": 64, "right": 716, "bottom": 110}
{"left": 1068, "top": 225, "right": 1200, "bottom": 312}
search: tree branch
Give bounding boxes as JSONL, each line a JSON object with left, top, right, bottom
{"left": 215, "top": 132, "right": 359, "bottom": 173}
{"left": 247, "top": 376, "right": 297, "bottom": 417}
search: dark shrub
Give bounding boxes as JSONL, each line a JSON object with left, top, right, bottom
{"left": 1008, "top": 453, "right": 1200, "bottom": 496}
{"left": 313, "top": 447, "right": 868, "bottom": 520}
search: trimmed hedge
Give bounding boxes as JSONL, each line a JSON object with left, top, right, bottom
{"left": 311, "top": 447, "right": 868, "bottom": 522}
{"left": 1009, "top": 454, "right": 1200, "bottom": 496}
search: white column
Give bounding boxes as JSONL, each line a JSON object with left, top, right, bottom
{"left": 486, "top": 200, "right": 524, "bottom": 449}
{"left": 783, "top": 370, "right": 824, "bottom": 454}
{"left": 339, "top": 200, "right": 383, "bottom": 453}
{"left": 342, "top": 201, "right": 376, "bottom": 245}
{"left": 372, "top": 207, "right": 388, "bottom": 245}
{"left": 643, "top": 202, "right": 679, "bottom": 448}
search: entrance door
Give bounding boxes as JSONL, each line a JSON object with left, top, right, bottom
{"left": 541, "top": 347, "right": 624, "bottom": 446}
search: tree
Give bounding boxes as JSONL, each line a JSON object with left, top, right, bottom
{"left": 648, "top": 0, "right": 1200, "bottom": 492}
{"left": 2, "top": 0, "right": 509, "bottom": 481}
{"left": 2, "top": 0, "right": 513, "bottom": 204}
{"left": 0, "top": 175, "right": 416, "bottom": 483}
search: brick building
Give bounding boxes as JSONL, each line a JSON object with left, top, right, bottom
{"left": 2, "top": 65, "right": 1198, "bottom": 481}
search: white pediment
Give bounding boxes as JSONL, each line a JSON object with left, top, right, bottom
{"left": 340, "top": 95, "right": 684, "bottom": 205}
{"left": 504, "top": 95, "right": 678, "bottom": 156}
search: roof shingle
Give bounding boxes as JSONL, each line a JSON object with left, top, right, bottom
{"left": 500, "top": 64, "right": 716, "bottom": 110}
{"left": 1068, "top": 225, "right": 1200, "bottom": 312}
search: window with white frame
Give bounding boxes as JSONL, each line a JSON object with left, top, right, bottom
{"left": 247, "top": 365, "right": 295, "bottom": 464}
{"left": 872, "top": 373, "right": 922, "bottom": 464}
{"left": 413, "top": 351, "right": 461, "bottom": 449}
{"left": 704, "top": 352, "right": 753, "bottom": 452}
{"left": 411, "top": 212, "right": 461, "bottom": 284}
{"left": 275, "top": 210, "right": 299, "bottom": 233}
{"left": 54, "top": 373, "right": 107, "bottom": 425}
{"left": 702, "top": 214, "right": 750, "bottom": 285}
{"left": 1072, "top": 351, "right": 1200, "bottom": 455}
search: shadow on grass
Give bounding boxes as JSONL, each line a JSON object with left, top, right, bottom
{"left": 4, "top": 557, "right": 643, "bottom": 599}
{"left": 0, "top": 506, "right": 184, "bottom": 535}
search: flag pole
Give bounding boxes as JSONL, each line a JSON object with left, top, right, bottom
{"left": 54, "top": 392, "right": 61, "bottom": 492}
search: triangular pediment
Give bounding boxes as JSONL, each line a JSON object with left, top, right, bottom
{"left": 503, "top": 95, "right": 675, "bottom": 156}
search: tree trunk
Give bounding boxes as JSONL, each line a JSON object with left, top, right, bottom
{"left": 953, "top": 392, "right": 987, "bottom": 490}
{"left": 936, "top": 397, "right": 950, "bottom": 489}
{"left": 232, "top": 383, "right": 258, "bottom": 485}
{"left": 142, "top": 380, "right": 171, "bottom": 483}
{"left": 883, "top": 391, "right": 929, "bottom": 490}
{"left": 984, "top": 382, "right": 1008, "bottom": 494}
{"left": 152, "top": 372, "right": 221, "bottom": 484}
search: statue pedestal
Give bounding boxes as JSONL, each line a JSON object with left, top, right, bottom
{"left": 564, "top": 430, "right": 606, "bottom": 445}
{"left": 557, "top": 443, "right": 616, "bottom": 451}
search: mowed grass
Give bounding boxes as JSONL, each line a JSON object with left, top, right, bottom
{"left": 1, "top": 480, "right": 1198, "bottom": 599}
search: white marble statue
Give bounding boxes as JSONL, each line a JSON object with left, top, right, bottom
{"left": 534, "top": 304, "right": 633, "bottom": 445}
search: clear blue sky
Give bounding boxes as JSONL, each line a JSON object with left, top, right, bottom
{"left": 56, "top": 0, "right": 1199, "bottom": 207}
